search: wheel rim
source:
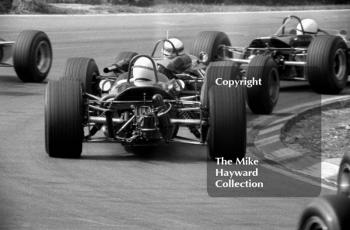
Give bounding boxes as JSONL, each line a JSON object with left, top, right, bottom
{"left": 333, "top": 48, "right": 346, "bottom": 80}
{"left": 302, "top": 216, "right": 328, "bottom": 230}
{"left": 35, "top": 40, "right": 51, "bottom": 74}
{"left": 268, "top": 68, "right": 279, "bottom": 104}
{"left": 338, "top": 162, "right": 350, "bottom": 197}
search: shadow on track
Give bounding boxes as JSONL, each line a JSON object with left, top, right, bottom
{"left": 280, "top": 84, "right": 312, "bottom": 92}
{"left": 81, "top": 142, "right": 207, "bottom": 163}
{"left": 0, "top": 75, "right": 46, "bottom": 96}
{"left": 0, "top": 75, "right": 46, "bottom": 84}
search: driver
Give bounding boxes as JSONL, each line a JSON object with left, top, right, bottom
{"left": 162, "top": 38, "right": 185, "bottom": 59}
{"left": 113, "top": 56, "right": 184, "bottom": 94}
{"left": 157, "top": 38, "right": 192, "bottom": 78}
{"left": 115, "top": 57, "right": 168, "bottom": 87}
{"left": 296, "top": 19, "right": 319, "bottom": 35}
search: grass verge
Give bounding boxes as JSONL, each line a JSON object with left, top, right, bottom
{"left": 7, "top": 2, "right": 350, "bottom": 14}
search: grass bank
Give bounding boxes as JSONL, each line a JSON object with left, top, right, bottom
{"left": 4, "top": 1, "right": 350, "bottom": 14}
{"left": 50, "top": 3, "right": 350, "bottom": 14}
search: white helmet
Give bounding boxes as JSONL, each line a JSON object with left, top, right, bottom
{"left": 162, "top": 38, "right": 185, "bottom": 58}
{"left": 132, "top": 57, "right": 156, "bottom": 86}
{"left": 296, "top": 19, "right": 319, "bottom": 35}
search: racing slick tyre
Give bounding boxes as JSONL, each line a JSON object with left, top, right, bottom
{"left": 207, "top": 85, "right": 246, "bottom": 161}
{"left": 45, "top": 79, "right": 83, "bottom": 158}
{"left": 246, "top": 55, "right": 280, "bottom": 114}
{"left": 297, "top": 195, "right": 350, "bottom": 230}
{"left": 337, "top": 152, "right": 350, "bottom": 197}
{"left": 190, "top": 31, "right": 231, "bottom": 65}
{"left": 200, "top": 61, "right": 241, "bottom": 143}
{"left": 307, "top": 35, "right": 348, "bottom": 94}
{"left": 201, "top": 61, "right": 241, "bottom": 109}
{"left": 64, "top": 57, "right": 99, "bottom": 94}
{"left": 115, "top": 51, "right": 138, "bottom": 72}
{"left": 13, "top": 30, "right": 52, "bottom": 82}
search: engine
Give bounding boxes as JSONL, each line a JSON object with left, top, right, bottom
{"left": 112, "top": 94, "right": 175, "bottom": 145}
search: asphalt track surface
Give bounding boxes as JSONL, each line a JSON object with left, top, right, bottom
{"left": 0, "top": 10, "right": 350, "bottom": 229}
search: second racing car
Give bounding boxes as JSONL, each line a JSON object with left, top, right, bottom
{"left": 45, "top": 37, "right": 246, "bottom": 160}
{"left": 193, "top": 15, "right": 349, "bottom": 114}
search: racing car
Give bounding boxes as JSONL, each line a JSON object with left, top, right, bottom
{"left": 297, "top": 152, "right": 350, "bottom": 230}
{"left": 44, "top": 38, "right": 246, "bottom": 160}
{"left": 0, "top": 30, "right": 52, "bottom": 82}
{"left": 193, "top": 15, "right": 349, "bottom": 114}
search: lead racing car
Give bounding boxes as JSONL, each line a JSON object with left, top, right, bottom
{"left": 45, "top": 38, "right": 246, "bottom": 160}
{"left": 193, "top": 15, "right": 349, "bottom": 114}
{"left": 0, "top": 30, "right": 52, "bottom": 82}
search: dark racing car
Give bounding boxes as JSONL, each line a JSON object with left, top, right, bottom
{"left": 44, "top": 38, "right": 246, "bottom": 160}
{"left": 194, "top": 15, "right": 350, "bottom": 114}
{"left": 0, "top": 30, "right": 52, "bottom": 82}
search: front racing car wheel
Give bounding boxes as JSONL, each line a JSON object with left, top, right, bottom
{"left": 246, "top": 55, "right": 280, "bottom": 114}
{"left": 190, "top": 31, "right": 231, "bottom": 65}
{"left": 297, "top": 195, "right": 350, "bottom": 230}
{"left": 200, "top": 60, "right": 241, "bottom": 109}
{"left": 64, "top": 57, "right": 99, "bottom": 94}
{"left": 45, "top": 79, "right": 83, "bottom": 158}
{"left": 207, "top": 85, "right": 246, "bottom": 161}
{"left": 338, "top": 152, "right": 350, "bottom": 197}
{"left": 307, "top": 35, "right": 348, "bottom": 94}
{"left": 13, "top": 30, "right": 52, "bottom": 82}
{"left": 203, "top": 61, "right": 246, "bottom": 160}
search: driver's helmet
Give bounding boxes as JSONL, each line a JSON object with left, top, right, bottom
{"left": 162, "top": 38, "right": 185, "bottom": 59}
{"left": 296, "top": 19, "right": 319, "bottom": 35}
{"left": 132, "top": 57, "right": 156, "bottom": 86}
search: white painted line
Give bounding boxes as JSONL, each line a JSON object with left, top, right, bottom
{"left": 276, "top": 95, "right": 350, "bottom": 114}
{"left": 269, "top": 115, "right": 294, "bottom": 126}
{"left": 324, "top": 158, "right": 341, "bottom": 166}
{"left": 276, "top": 100, "right": 320, "bottom": 113}
{"left": 321, "top": 95, "right": 350, "bottom": 105}
{"left": 267, "top": 148, "right": 303, "bottom": 161}
{"left": 296, "top": 161, "right": 339, "bottom": 183}
{"left": 296, "top": 162, "right": 320, "bottom": 179}
{"left": 258, "top": 123, "right": 284, "bottom": 136}
{"left": 255, "top": 134, "right": 280, "bottom": 146}
{"left": 321, "top": 161, "right": 339, "bottom": 180}
{"left": 1, "top": 9, "right": 349, "bottom": 17}
{"left": 262, "top": 163, "right": 336, "bottom": 191}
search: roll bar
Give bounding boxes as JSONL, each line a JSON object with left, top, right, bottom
{"left": 151, "top": 39, "right": 178, "bottom": 57}
{"left": 127, "top": 54, "right": 159, "bottom": 83}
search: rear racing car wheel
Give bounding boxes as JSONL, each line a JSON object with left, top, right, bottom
{"left": 45, "top": 79, "right": 83, "bottom": 158}
{"left": 190, "top": 31, "right": 231, "bottom": 65}
{"left": 64, "top": 57, "right": 100, "bottom": 94}
{"left": 115, "top": 51, "right": 138, "bottom": 72}
{"left": 307, "top": 35, "right": 348, "bottom": 94}
{"left": 13, "top": 30, "right": 52, "bottom": 82}
{"left": 338, "top": 152, "right": 350, "bottom": 197}
{"left": 246, "top": 55, "right": 280, "bottom": 114}
{"left": 297, "top": 195, "right": 350, "bottom": 230}
{"left": 203, "top": 61, "right": 246, "bottom": 160}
